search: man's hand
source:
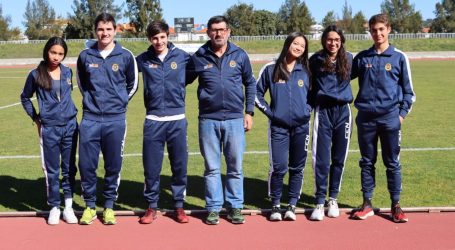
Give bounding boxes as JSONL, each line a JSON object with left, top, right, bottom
{"left": 244, "top": 114, "right": 253, "bottom": 132}
{"left": 399, "top": 116, "right": 404, "bottom": 124}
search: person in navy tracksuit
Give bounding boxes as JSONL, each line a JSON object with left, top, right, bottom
{"left": 136, "top": 21, "right": 190, "bottom": 224}
{"left": 20, "top": 37, "right": 78, "bottom": 225}
{"left": 77, "top": 13, "right": 138, "bottom": 225}
{"left": 309, "top": 25, "right": 353, "bottom": 221}
{"left": 255, "top": 32, "right": 312, "bottom": 222}
{"left": 350, "top": 14, "right": 415, "bottom": 223}
{"left": 186, "top": 16, "right": 256, "bottom": 225}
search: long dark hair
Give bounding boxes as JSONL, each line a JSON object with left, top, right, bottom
{"left": 273, "top": 32, "right": 309, "bottom": 83}
{"left": 320, "top": 25, "right": 350, "bottom": 81}
{"left": 36, "top": 37, "right": 68, "bottom": 90}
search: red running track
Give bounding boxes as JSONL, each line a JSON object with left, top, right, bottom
{"left": 1, "top": 212, "right": 454, "bottom": 250}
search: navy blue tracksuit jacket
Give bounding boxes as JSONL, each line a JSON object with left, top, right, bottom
{"left": 351, "top": 44, "right": 416, "bottom": 202}
{"left": 21, "top": 64, "right": 78, "bottom": 207}
{"left": 136, "top": 43, "right": 190, "bottom": 208}
{"left": 77, "top": 41, "right": 138, "bottom": 208}
{"left": 255, "top": 61, "right": 312, "bottom": 206}
{"left": 309, "top": 51, "right": 353, "bottom": 205}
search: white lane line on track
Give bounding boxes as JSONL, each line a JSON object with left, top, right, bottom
{"left": 1, "top": 147, "right": 455, "bottom": 159}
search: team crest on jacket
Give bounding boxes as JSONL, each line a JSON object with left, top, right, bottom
{"left": 89, "top": 63, "right": 98, "bottom": 68}
{"left": 112, "top": 63, "right": 119, "bottom": 72}
{"left": 149, "top": 64, "right": 158, "bottom": 68}
{"left": 229, "top": 60, "right": 236, "bottom": 67}
{"left": 204, "top": 63, "right": 213, "bottom": 69}
{"left": 385, "top": 63, "right": 392, "bottom": 71}
{"left": 298, "top": 79, "right": 304, "bottom": 87}
{"left": 171, "top": 62, "right": 178, "bottom": 69}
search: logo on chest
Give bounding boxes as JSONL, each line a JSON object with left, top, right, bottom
{"left": 171, "top": 62, "right": 178, "bottom": 70}
{"left": 204, "top": 63, "right": 213, "bottom": 70}
{"left": 112, "top": 63, "right": 119, "bottom": 72}
{"left": 297, "top": 79, "right": 304, "bottom": 87}
{"left": 385, "top": 63, "right": 392, "bottom": 71}
{"left": 148, "top": 63, "right": 158, "bottom": 69}
{"left": 89, "top": 63, "right": 99, "bottom": 68}
{"left": 229, "top": 60, "right": 236, "bottom": 68}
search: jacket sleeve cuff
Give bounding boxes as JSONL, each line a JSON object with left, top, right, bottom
{"left": 399, "top": 109, "right": 408, "bottom": 118}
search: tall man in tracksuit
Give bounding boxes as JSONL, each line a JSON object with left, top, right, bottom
{"left": 187, "top": 15, "right": 256, "bottom": 225}
{"left": 136, "top": 21, "right": 190, "bottom": 224}
{"left": 350, "top": 14, "right": 415, "bottom": 223}
{"left": 77, "top": 13, "right": 138, "bottom": 225}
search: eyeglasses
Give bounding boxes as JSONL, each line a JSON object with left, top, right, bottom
{"left": 209, "top": 28, "right": 229, "bottom": 34}
{"left": 326, "top": 38, "right": 341, "bottom": 43}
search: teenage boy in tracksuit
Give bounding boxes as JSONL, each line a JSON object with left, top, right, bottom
{"left": 136, "top": 21, "right": 190, "bottom": 224}
{"left": 350, "top": 14, "right": 415, "bottom": 223}
{"left": 187, "top": 15, "right": 256, "bottom": 225}
{"left": 77, "top": 13, "right": 138, "bottom": 225}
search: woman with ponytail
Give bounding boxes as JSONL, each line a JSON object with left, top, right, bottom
{"left": 20, "top": 37, "right": 78, "bottom": 225}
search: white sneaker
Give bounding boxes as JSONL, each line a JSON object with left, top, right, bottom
{"left": 63, "top": 207, "right": 78, "bottom": 224}
{"left": 327, "top": 199, "right": 340, "bottom": 218}
{"left": 283, "top": 205, "right": 296, "bottom": 221}
{"left": 310, "top": 204, "right": 325, "bottom": 221}
{"left": 269, "top": 206, "right": 282, "bottom": 221}
{"left": 47, "top": 207, "right": 61, "bottom": 225}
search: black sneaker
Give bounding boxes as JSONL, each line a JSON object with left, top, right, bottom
{"left": 269, "top": 206, "right": 282, "bottom": 221}
{"left": 227, "top": 208, "right": 245, "bottom": 224}
{"left": 205, "top": 211, "right": 219, "bottom": 225}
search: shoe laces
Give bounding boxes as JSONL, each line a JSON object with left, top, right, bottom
{"left": 208, "top": 211, "right": 218, "bottom": 217}
{"left": 287, "top": 205, "right": 296, "bottom": 213}
{"left": 232, "top": 208, "right": 242, "bottom": 216}
{"left": 393, "top": 204, "right": 404, "bottom": 215}
{"left": 272, "top": 206, "right": 281, "bottom": 213}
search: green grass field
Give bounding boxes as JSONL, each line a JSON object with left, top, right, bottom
{"left": 0, "top": 38, "right": 455, "bottom": 59}
{"left": 0, "top": 60, "right": 454, "bottom": 212}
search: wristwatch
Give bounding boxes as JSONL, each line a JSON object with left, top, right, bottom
{"left": 245, "top": 111, "right": 254, "bottom": 117}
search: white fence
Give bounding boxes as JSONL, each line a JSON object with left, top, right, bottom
{"left": 0, "top": 33, "right": 454, "bottom": 44}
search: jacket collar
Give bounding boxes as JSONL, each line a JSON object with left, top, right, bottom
{"left": 196, "top": 40, "right": 238, "bottom": 57}
{"left": 87, "top": 41, "right": 123, "bottom": 57}
{"left": 366, "top": 44, "right": 395, "bottom": 56}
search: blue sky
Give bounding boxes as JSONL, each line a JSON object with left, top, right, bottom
{"left": 1, "top": 0, "right": 440, "bottom": 31}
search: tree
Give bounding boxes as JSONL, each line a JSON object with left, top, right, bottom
{"left": 23, "top": 0, "right": 62, "bottom": 40}
{"left": 125, "top": 0, "right": 163, "bottom": 37}
{"left": 254, "top": 10, "right": 278, "bottom": 35}
{"left": 381, "top": 0, "right": 423, "bottom": 33}
{"left": 339, "top": 0, "right": 353, "bottom": 33}
{"left": 277, "top": 0, "right": 299, "bottom": 34}
{"left": 350, "top": 11, "right": 367, "bottom": 34}
{"left": 431, "top": 0, "right": 455, "bottom": 32}
{"left": 225, "top": 3, "right": 257, "bottom": 36}
{"left": 0, "top": 4, "right": 21, "bottom": 40}
{"left": 322, "top": 11, "right": 338, "bottom": 28}
{"left": 65, "top": 0, "right": 122, "bottom": 39}
{"left": 277, "top": 0, "right": 314, "bottom": 34}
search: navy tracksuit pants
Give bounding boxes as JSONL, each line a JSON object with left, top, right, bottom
{"left": 356, "top": 110, "right": 402, "bottom": 202}
{"left": 268, "top": 122, "right": 310, "bottom": 206}
{"left": 79, "top": 118, "right": 126, "bottom": 209}
{"left": 312, "top": 104, "right": 352, "bottom": 205}
{"left": 142, "top": 119, "right": 188, "bottom": 208}
{"left": 40, "top": 118, "right": 78, "bottom": 207}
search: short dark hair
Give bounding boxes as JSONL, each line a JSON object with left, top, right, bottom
{"left": 207, "top": 15, "right": 230, "bottom": 30}
{"left": 94, "top": 13, "right": 116, "bottom": 30}
{"left": 369, "top": 13, "right": 390, "bottom": 28}
{"left": 146, "top": 21, "right": 169, "bottom": 39}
